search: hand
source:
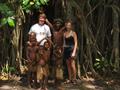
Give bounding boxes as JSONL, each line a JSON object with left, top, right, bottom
{"left": 45, "top": 18, "right": 49, "bottom": 23}
{"left": 71, "top": 52, "right": 75, "bottom": 57}
{"left": 27, "top": 41, "right": 32, "bottom": 46}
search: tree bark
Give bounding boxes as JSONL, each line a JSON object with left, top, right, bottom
{"left": 112, "top": 1, "right": 119, "bottom": 71}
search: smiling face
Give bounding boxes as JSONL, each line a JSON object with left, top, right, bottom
{"left": 39, "top": 17, "right": 45, "bottom": 25}
{"left": 65, "top": 22, "right": 72, "bottom": 31}
{"left": 38, "top": 13, "right": 46, "bottom": 25}
{"left": 54, "top": 22, "right": 62, "bottom": 31}
{"left": 53, "top": 19, "right": 63, "bottom": 31}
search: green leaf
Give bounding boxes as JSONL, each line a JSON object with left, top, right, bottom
{"left": 96, "top": 65, "right": 101, "bottom": 69}
{"left": 9, "top": 67, "right": 16, "bottom": 72}
{"left": 43, "top": 0, "right": 49, "bottom": 4}
{"left": 36, "top": 1, "right": 41, "bottom": 6}
{"left": 1, "top": 18, "right": 8, "bottom": 25}
{"left": 23, "top": 0, "right": 30, "bottom": 6}
{"left": 96, "top": 58, "right": 100, "bottom": 61}
{"left": 29, "top": 1, "right": 34, "bottom": 5}
{"left": 26, "top": 9, "right": 31, "bottom": 13}
{"left": 40, "top": 0, "right": 45, "bottom": 5}
{"left": 7, "top": 17, "right": 15, "bottom": 27}
{"left": 22, "top": 4, "right": 31, "bottom": 10}
{"left": 5, "top": 64, "right": 9, "bottom": 73}
{"left": 94, "top": 62, "right": 100, "bottom": 66}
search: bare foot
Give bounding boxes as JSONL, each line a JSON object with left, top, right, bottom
{"left": 44, "top": 87, "right": 48, "bottom": 90}
{"left": 37, "top": 87, "right": 42, "bottom": 90}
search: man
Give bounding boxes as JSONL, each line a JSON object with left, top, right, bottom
{"left": 46, "top": 18, "right": 65, "bottom": 85}
{"left": 29, "top": 13, "right": 52, "bottom": 46}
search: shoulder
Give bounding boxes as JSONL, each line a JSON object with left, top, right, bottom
{"left": 71, "top": 31, "right": 77, "bottom": 37}
{"left": 73, "top": 31, "right": 78, "bottom": 40}
{"left": 44, "top": 24, "right": 50, "bottom": 28}
{"left": 30, "top": 23, "right": 38, "bottom": 28}
{"left": 72, "top": 31, "right": 76, "bottom": 35}
{"left": 44, "top": 24, "right": 50, "bottom": 30}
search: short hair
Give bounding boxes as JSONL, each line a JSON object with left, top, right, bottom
{"left": 53, "top": 18, "right": 63, "bottom": 25}
{"left": 29, "top": 32, "right": 36, "bottom": 36}
{"left": 39, "top": 13, "right": 46, "bottom": 19}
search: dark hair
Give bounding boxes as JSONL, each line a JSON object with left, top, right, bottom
{"left": 65, "top": 19, "right": 73, "bottom": 24}
{"left": 53, "top": 18, "right": 63, "bottom": 25}
{"left": 65, "top": 19, "right": 74, "bottom": 30}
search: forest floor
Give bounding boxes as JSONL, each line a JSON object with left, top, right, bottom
{"left": 0, "top": 73, "right": 120, "bottom": 90}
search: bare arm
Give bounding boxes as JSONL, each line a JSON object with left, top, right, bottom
{"left": 72, "top": 31, "right": 78, "bottom": 57}
{"left": 59, "top": 26, "right": 65, "bottom": 32}
{"left": 46, "top": 19, "right": 54, "bottom": 30}
{"left": 26, "top": 47, "right": 31, "bottom": 62}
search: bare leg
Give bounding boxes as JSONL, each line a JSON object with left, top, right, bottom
{"left": 71, "top": 60, "right": 76, "bottom": 80}
{"left": 66, "top": 60, "right": 72, "bottom": 81}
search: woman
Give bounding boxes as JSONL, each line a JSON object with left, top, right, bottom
{"left": 63, "top": 19, "right": 78, "bottom": 84}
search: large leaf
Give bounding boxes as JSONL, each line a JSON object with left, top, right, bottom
{"left": 7, "top": 17, "right": 15, "bottom": 27}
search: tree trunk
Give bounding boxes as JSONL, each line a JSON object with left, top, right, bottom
{"left": 112, "top": 1, "right": 119, "bottom": 71}
{"left": 12, "top": 4, "right": 25, "bottom": 73}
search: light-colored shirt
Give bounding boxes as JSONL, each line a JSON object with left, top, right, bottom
{"left": 29, "top": 23, "right": 51, "bottom": 45}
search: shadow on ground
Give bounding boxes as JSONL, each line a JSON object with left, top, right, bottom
{"left": 0, "top": 76, "right": 120, "bottom": 90}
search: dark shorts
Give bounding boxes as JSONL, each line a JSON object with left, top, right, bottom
{"left": 63, "top": 47, "right": 73, "bottom": 60}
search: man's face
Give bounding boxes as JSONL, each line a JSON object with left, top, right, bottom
{"left": 54, "top": 22, "right": 62, "bottom": 31}
{"left": 39, "top": 16, "right": 45, "bottom": 25}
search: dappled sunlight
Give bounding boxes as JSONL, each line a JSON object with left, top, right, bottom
{"left": 84, "top": 84, "right": 96, "bottom": 89}
{"left": 82, "top": 77, "right": 95, "bottom": 82}
{"left": 0, "top": 85, "right": 12, "bottom": 90}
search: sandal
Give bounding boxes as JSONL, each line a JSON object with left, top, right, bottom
{"left": 71, "top": 79, "right": 77, "bottom": 85}
{"left": 64, "top": 79, "right": 71, "bottom": 84}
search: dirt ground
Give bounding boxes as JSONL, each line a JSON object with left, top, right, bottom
{"left": 0, "top": 75, "right": 120, "bottom": 90}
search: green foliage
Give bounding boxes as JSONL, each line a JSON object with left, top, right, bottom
{"left": 1, "top": 18, "right": 8, "bottom": 26}
{"left": 21, "top": 0, "right": 49, "bottom": 13}
{"left": 0, "top": 3, "right": 15, "bottom": 27}
{"left": 0, "top": 3, "right": 14, "bottom": 17}
{"left": 94, "top": 57, "right": 109, "bottom": 73}
{"left": 7, "top": 17, "right": 15, "bottom": 27}
{"left": 1, "top": 64, "right": 16, "bottom": 74}
{"left": 0, "top": 17, "right": 15, "bottom": 27}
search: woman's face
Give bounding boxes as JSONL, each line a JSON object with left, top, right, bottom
{"left": 65, "top": 22, "right": 72, "bottom": 30}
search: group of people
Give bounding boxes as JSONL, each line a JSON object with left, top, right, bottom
{"left": 26, "top": 13, "right": 78, "bottom": 90}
